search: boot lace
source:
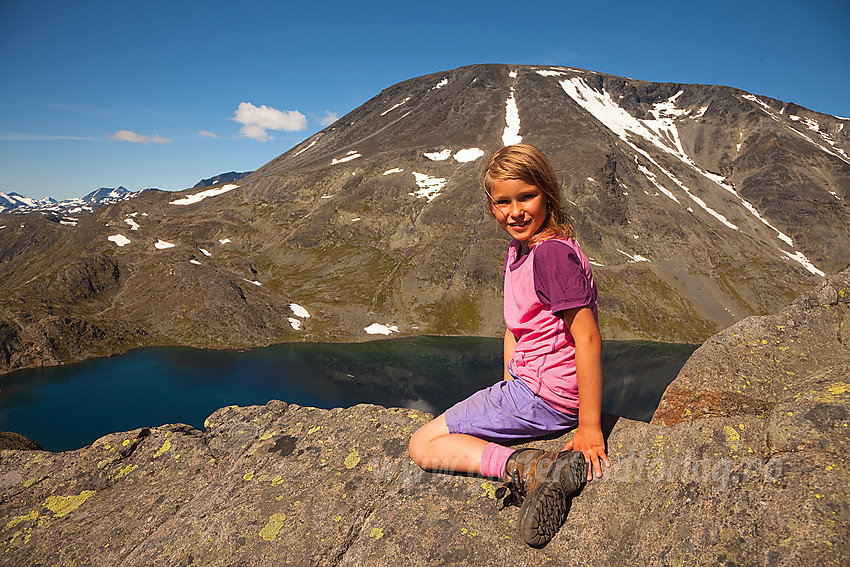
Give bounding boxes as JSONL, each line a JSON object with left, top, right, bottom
{"left": 495, "top": 470, "right": 526, "bottom": 510}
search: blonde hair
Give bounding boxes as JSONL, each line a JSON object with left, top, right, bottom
{"left": 482, "top": 144, "right": 573, "bottom": 246}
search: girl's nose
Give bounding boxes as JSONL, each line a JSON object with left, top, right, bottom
{"left": 509, "top": 202, "right": 523, "bottom": 217}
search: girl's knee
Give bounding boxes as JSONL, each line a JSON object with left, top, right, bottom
{"left": 408, "top": 416, "right": 448, "bottom": 466}
{"left": 408, "top": 425, "right": 428, "bottom": 466}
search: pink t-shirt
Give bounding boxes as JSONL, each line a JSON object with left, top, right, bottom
{"left": 503, "top": 237, "right": 598, "bottom": 415}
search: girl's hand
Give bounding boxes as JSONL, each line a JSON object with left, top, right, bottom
{"left": 563, "top": 424, "right": 611, "bottom": 481}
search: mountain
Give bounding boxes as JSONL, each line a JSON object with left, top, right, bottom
{"left": 0, "top": 64, "right": 848, "bottom": 373}
{"left": 80, "top": 186, "right": 132, "bottom": 205}
{"left": 0, "top": 186, "right": 149, "bottom": 215}
{"left": 0, "top": 192, "right": 57, "bottom": 211}
{"left": 193, "top": 171, "right": 252, "bottom": 189}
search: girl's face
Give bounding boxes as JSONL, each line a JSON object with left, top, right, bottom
{"left": 488, "top": 178, "right": 547, "bottom": 247}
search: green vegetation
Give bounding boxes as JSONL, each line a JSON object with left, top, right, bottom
{"left": 425, "top": 291, "right": 482, "bottom": 335}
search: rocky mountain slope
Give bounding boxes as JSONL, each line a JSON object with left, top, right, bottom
{"left": 193, "top": 171, "right": 252, "bottom": 189}
{"left": 1, "top": 266, "right": 847, "bottom": 565}
{"left": 0, "top": 64, "right": 848, "bottom": 373}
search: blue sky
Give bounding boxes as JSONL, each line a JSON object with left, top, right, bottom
{"left": 1, "top": 0, "right": 847, "bottom": 201}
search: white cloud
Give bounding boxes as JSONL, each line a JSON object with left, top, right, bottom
{"left": 232, "top": 102, "right": 307, "bottom": 141}
{"left": 108, "top": 130, "right": 172, "bottom": 144}
{"left": 317, "top": 110, "right": 338, "bottom": 126}
{"left": 198, "top": 130, "right": 218, "bottom": 138}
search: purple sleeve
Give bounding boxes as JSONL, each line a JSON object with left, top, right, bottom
{"left": 532, "top": 240, "right": 594, "bottom": 314}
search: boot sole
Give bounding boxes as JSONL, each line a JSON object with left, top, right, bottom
{"left": 517, "top": 451, "right": 586, "bottom": 548}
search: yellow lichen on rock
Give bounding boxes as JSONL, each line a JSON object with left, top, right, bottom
{"left": 723, "top": 426, "right": 741, "bottom": 443}
{"left": 344, "top": 450, "right": 360, "bottom": 469}
{"left": 259, "top": 513, "right": 287, "bottom": 542}
{"left": 824, "top": 382, "right": 850, "bottom": 402}
{"left": 113, "top": 464, "right": 138, "bottom": 480}
{"left": 153, "top": 439, "right": 171, "bottom": 458}
{"left": 1, "top": 511, "right": 38, "bottom": 549}
{"left": 6, "top": 510, "right": 38, "bottom": 530}
{"left": 42, "top": 490, "right": 96, "bottom": 517}
{"left": 480, "top": 481, "right": 497, "bottom": 500}
{"left": 369, "top": 527, "right": 384, "bottom": 540}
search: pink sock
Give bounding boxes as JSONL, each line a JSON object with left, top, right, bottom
{"left": 480, "top": 443, "right": 516, "bottom": 479}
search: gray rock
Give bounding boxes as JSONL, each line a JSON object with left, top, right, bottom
{"left": 1, "top": 269, "right": 848, "bottom": 565}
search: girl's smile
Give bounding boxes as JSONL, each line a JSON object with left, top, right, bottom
{"left": 488, "top": 178, "right": 547, "bottom": 249}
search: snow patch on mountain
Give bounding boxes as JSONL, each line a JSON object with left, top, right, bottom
{"left": 108, "top": 234, "right": 130, "bottom": 247}
{"left": 743, "top": 95, "right": 850, "bottom": 164}
{"left": 155, "top": 240, "right": 175, "bottom": 250}
{"left": 503, "top": 86, "right": 522, "bottom": 146}
{"left": 423, "top": 148, "right": 485, "bottom": 163}
{"left": 409, "top": 172, "right": 446, "bottom": 202}
{"left": 780, "top": 250, "right": 825, "bottom": 277}
{"left": 364, "top": 323, "right": 398, "bottom": 335}
{"left": 637, "top": 164, "right": 681, "bottom": 204}
{"left": 424, "top": 149, "right": 451, "bottom": 161}
{"left": 454, "top": 148, "right": 485, "bottom": 163}
{"left": 170, "top": 185, "right": 238, "bottom": 206}
{"left": 381, "top": 97, "right": 411, "bottom": 117}
{"left": 293, "top": 139, "right": 317, "bottom": 157}
{"left": 556, "top": 77, "right": 824, "bottom": 277}
{"left": 331, "top": 151, "right": 361, "bottom": 165}
{"left": 290, "top": 303, "right": 311, "bottom": 318}
{"left": 536, "top": 69, "right": 567, "bottom": 77}
{"left": 287, "top": 303, "right": 310, "bottom": 330}
{"left": 618, "top": 250, "right": 650, "bottom": 263}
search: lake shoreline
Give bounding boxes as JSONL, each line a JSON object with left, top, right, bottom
{"left": 1, "top": 337, "right": 697, "bottom": 452}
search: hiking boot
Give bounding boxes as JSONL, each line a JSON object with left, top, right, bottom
{"left": 496, "top": 448, "right": 586, "bottom": 548}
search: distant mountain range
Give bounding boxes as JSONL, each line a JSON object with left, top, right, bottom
{"left": 1, "top": 64, "right": 847, "bottom": 374}
{"left": 0, "top": 171, "right": 253, "bottom": 214}
{"left": 0, "top": 191, "right": 57, "bottom": 210}
{"left": 0, "top": 186, "right": 147, "bottom": 214}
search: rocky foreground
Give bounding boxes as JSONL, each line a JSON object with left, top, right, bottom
{"left": 1, "top": 268, "right": 848, "bottom": 566}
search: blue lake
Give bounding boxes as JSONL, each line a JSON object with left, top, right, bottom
{"left": 0, "top": 337, "right": 698, "bottom": 452}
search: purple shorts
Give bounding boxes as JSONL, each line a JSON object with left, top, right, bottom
{"left": 444, "top": 377, "right": 578, "bottom": 443}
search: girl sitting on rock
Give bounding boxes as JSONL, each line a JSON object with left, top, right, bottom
{"left": 408, "top": 143, "right": 610, "bottom": 548}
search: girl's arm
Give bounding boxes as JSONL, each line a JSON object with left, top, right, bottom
{"left": 560, "top": 306, "right": 611, "bottom": 481}
{"left": 503, "top": 328, "right": 517, "bottom": 381}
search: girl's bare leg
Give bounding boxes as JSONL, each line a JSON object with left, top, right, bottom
{"left": 408, "top": 414, "right": 489, "bottom": 475}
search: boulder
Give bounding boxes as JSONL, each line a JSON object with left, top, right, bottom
{"left": 1, "top": 269, "right": 847, "bottom": 565}
{"left": 0, "top": 432, "right": 43, "bottom": 451}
